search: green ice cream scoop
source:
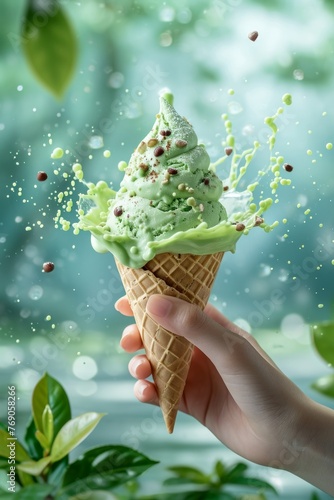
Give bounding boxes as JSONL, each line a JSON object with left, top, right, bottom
{"left": 76, "top": 95, "right": 253, "bottom": 268}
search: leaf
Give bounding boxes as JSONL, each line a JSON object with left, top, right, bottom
{"left": 35, "top": 429, "right": 49, "bottom": 450}
{"left": 17, "top": 456, "right": 52, "bottom": 475}
{"left": 214, "top": 460, "right": 227, "bottom": 481}
{"left": 68, "top": 491, "right": 118, "bottom": 499}
{"left": 224, "top": 476, "right": 277, "bottom": 494}
{"left": 16, "top": 468, "right": 36, "bottom": 487}
{"left": 166, "top": 465, "right": 211, "bottom": 485}
{"left": 8, "top": 483, "right": 55, "bottom": 499}
{"left": 311, "top": 374, "right": 334, "bottom": 398}
{"left": 42, "top": 404, "right": 54, "bottom": 445}
{"left": 31, "top": 373, "right": 71, "bottom": 441}
{"left": 310, "top": 321, "right": 334, "bottom": 365}
{"left": 51, "top": 413, "right": 106, "bottom": 463}
{"left": 48, "top": 457, "right": 68, "bottom": 487}
{"left": 224, "top": 462, "right": 248, "bottom": 481}
{"left": 60, "top": 445, "right": 158, "bottom": 496}
{"left": 24, "top": 417, "right": 43, "bottom": 460}
{"left": 0, "top": 429, "right": 31, "bottom": 462}
{"left": 21, "top": 0, "right": 78, "bottom": 98}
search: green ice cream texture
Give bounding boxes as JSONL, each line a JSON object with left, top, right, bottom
{"left": 73, "top": 93, "right": 287, "bottom": 268}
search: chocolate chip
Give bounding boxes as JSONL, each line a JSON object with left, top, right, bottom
{"left": 248, "top": 31, "right": 259, "bottom": 42}
{"left": 37, "top": 171, "right": 48, "bottom": 181}
{"left": 113, "top": 207, "right": 123, "bottom": 216}
{"left": 224, "top": 147, "right": 233, "bottom": 156}
{"left": 160, "top": 130, "right": 171, "bottom": 136}
{"left": 175, "top": 140, "right": 187, "bottom": 148}
{"left": 283, "top": 163, "right": 293, "bottom": 172}
{"left": 254, "top": 216, "right": 264, "bottom": 226}
{"left": 154, "top": 146, "right": 164, "bottom": 157}
{"left": 167, "top": 167, "right": 178, "bottom": 175}
{"left": 235, "top": 223, "right": 245, "bottom": 231}
{"left": 43, "top": 262, "right": 54, "bottom": 273}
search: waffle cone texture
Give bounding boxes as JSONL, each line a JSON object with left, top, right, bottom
{"left": 116, "top": 252, "right": 224, "bottom": 433}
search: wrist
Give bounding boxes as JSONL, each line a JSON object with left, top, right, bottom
{"left": 285, "top": 398, "right": 334, "bottom": 495}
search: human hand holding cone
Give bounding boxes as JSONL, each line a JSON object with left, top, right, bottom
{"left": 116, "top": 251, "right": 224, "bottom": 433}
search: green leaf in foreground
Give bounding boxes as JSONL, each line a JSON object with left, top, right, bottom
{"left": 310, "top": 321, "right": 334, "bottom": 365}
{"left": 0, "top": 429, "right": 31, "bottom": 462}
{"left": 60, "top": 445, "right": 158, "bottom": 496}
{"left": 10, "top": 483, "right": 54, "bottom": 500}
{"left": 51, "top": 412, "right": 106, "bottom": 463}
{"left": 21, "top": 0, "right": 78, "bottom": 98}
{"left": 17, "top": 456, "right": 52, "bottom": 476}
{"left": 165, "top": 465, "right": 211, "bottom": 485}
{"left": 31, "top": 373, "right": 71, "bottom": 441}
{"left": 311, "top": 374, "right": 334, "bottom": 398}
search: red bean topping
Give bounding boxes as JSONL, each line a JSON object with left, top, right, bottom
{"left": 175, "top": 140, "right": 187, "bottom": 148}
{"left": 248, "top": 31, "right": 259, "bottom": 42}
{"left": 113, "top": 207, "right": 123, "bottom": 216}
{"left": 37, "top": 171, "right": 48, "bottom": 181}
{"left": 154, "top": 146, "right": 164, "bottom": 157}
{"left": 160, "top": 130, "right": 171, "bottom": 136}
{"left": 203, "top": 178, "right": 210, "bottom": 185}
{"left": 167, "top": 167, "right": 178, "bottom": 175}
{"left": 283, "top": 163, "right": 293, "bottom": 172}
{"left": 236, "top": 223, "right": 245, "bottom": 231}
{"left": 224, "top": 147, "right": 233, "bottom": 156}
{"left": 43, "top": 262, "right": 54, "bottom": 273}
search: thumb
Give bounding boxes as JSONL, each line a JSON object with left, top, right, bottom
{"left": 146, "top": 294, "right": 263, "bottom": 380}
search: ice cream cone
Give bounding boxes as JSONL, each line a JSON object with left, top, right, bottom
{"left": 115, "top": 251, "right": 224, "bottom": 433}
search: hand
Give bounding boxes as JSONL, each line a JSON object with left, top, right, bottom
{"left": 116, "top": 294, "right": 334, "bottom": 494}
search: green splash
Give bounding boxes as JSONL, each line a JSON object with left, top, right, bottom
{"left": 59, "top": 93, "right": 293, "bottom": 268}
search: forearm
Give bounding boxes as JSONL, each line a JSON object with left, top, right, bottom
{"left": 288, "top": 400, "right": 334, "bottom": 495}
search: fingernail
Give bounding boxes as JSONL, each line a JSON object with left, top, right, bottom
{"left": 114, "top": 299, "right": 121, "bottom": 311}
{"left": 147, "top": 295, "right": 173, "bottom": 318}
{"left": 121, "top": 325, "right": 132, "bottom": 338}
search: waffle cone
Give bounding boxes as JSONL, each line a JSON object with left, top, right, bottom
{"left": 116, "top": 252, "right": 224, "bottom": 433}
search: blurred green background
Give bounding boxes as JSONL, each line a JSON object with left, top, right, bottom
{"left": 1, "top": 0, "right": 334, "bottom": 498}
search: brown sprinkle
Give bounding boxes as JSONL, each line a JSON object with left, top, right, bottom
{"left": 148, "top": 138, "right": 159, "bottom": 147}
{"left": 154, "top": 146, "right": 164, "bottom": 157}
{"left": 224, "top": 147, "right": 233, "bottom": 156}
{"left": 223, "top": 185, "right": 229, "bottom": 191}
{"left": 235, "top": 223, "right": 246, "bottom": 231}
{"left": 37, "top": 171, "right": 48, "bottom": 181}
{"left": 248, "top": 30, "right": 259, "bottom": 42}
{"left": 254, "top": 216, "right": 264, "bottom": 226}
{"left": 203, "top": 178, "right": 210, "bottom": 185}
{"left": 167, "top": 167, "right": 178, "bottom": 175}
{"left": 139, "top": 163, "right": 149, "bottom": 172}
{"left": 43, "top": 262, "right": 54, "bottom": 273}
{"left": 175, "top": 139, "right": 187, "bottom": 148}
{"left": 113, "top": 207, "right": 123, "bottom": 217}
{"left": 283, "top": 163, "right": 293, "bottom": 172}
{"left": 160, "top": 130, "right": 171, "bottom": 136}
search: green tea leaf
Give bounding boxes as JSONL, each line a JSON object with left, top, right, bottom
{"left": 60, "top": 445, "right": 158, "bottom": 496}
{"left": 42, "top": 404, "right": 54, "bottom": 445}
{"left": 310, "top": 322, "right": 334, "bottom": 365}
{"left": 224, "top": 476, "right": 277, "bottom": 493}
{"left": 166, "top": 465, "right": 210, "bottom": 484}
{"left": 17, "top": 456, "right": 52, "bottom": 475}
{"left": 311, "top": 374, "right": 334, "bottom": 398}
{"left": 24, "top": 417, "right": 43, "bottom": 460}
{"left": 0, "top": 429, "right": 31, "bottom": 462}
{"left": 68, "top": 491, "right": 118, "bottom": 499}
{"left": 214, "top": 460, "right": 227, "bottom": 481}
{"left": 31, "top": 373, "right": 71, "bottom": 441}
{"left": 7, "top": 483, "right": 54, "bottom": 499}
{"left": 21, "top": 0, "right": 78, "bottom": 98}
{"left": 51, "top": 412, "right": 105, "bottom": 463}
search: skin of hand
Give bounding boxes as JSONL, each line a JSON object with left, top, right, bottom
{"left": 116, "top": 294, "right": 334, "bottom": 495}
